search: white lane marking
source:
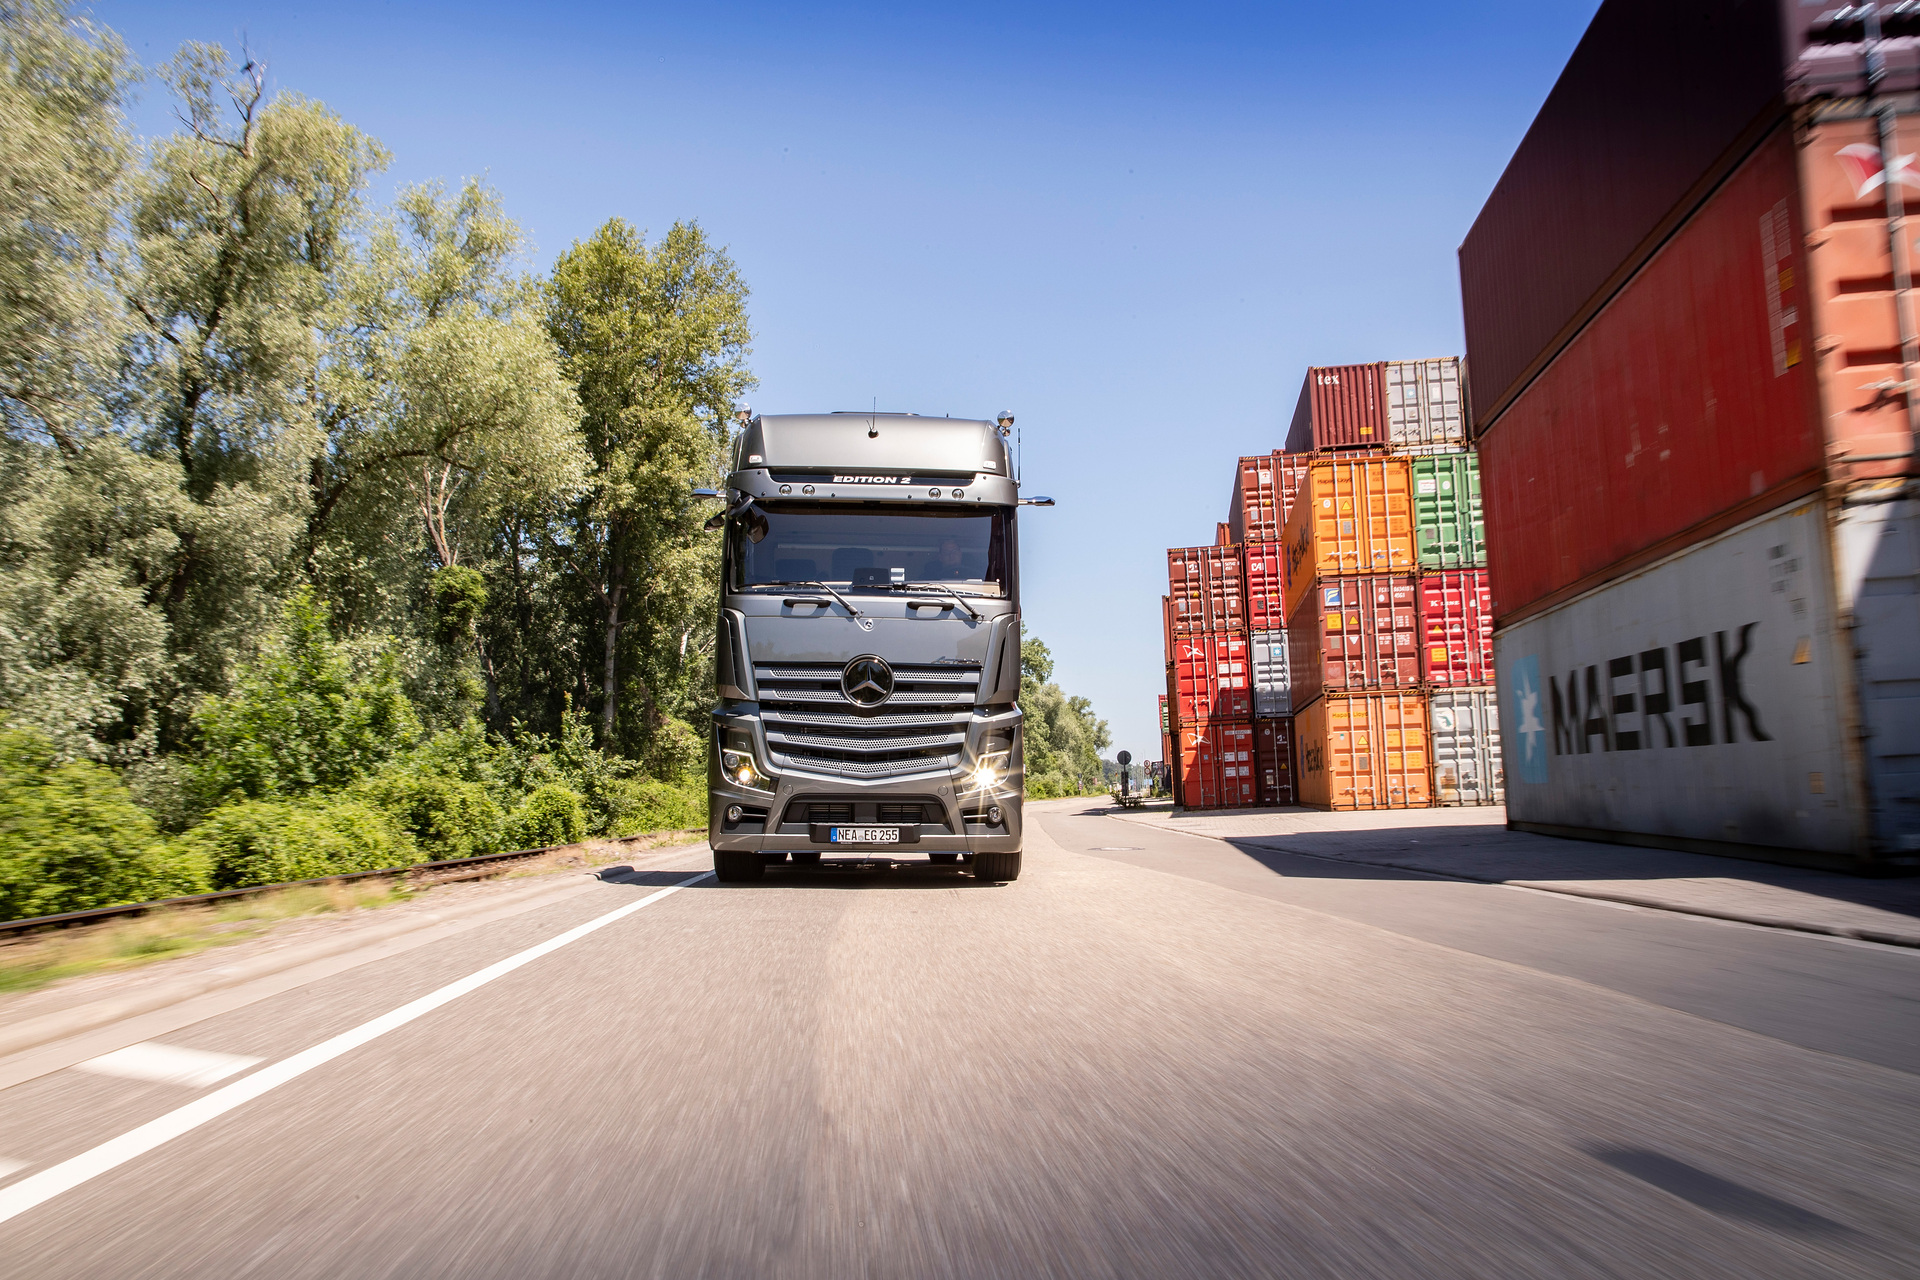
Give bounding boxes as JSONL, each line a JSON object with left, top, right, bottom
{"left": 0, "top": 872, "right": 711, "bottom": 1227}
{"left": 0, "top": 1159, "right": 25, "bottom": 1180}
{"left": 78, "top": 1043, "right": 263, "bottom": 1089}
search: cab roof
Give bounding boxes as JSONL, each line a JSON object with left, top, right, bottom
{"left": 736, "top": 413, "right": 1011, "bottom": 477}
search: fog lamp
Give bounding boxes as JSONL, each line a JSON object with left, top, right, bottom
{"left": 987, "top": 804, "right": 1001, "bottom": 825}
{"left": 726, "top": 804, "right": 743, "bottom": 823}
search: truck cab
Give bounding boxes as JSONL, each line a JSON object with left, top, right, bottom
{"left": 705, "top": 412, "right": 1035, "bottom": 882}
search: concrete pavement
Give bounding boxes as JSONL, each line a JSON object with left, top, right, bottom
{"left": 0, "top": 799, "right": 1914, "bottom": 1277}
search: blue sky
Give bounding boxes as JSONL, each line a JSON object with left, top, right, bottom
{"left": 98, "top": 0, "right": 1599, "bottom": 759}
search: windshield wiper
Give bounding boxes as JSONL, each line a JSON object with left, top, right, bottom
{"left": 752, "top": 580, "right": 865, "bottom": 621}
{"left": 887, "top": 582, "right": 982, "bottom": 620}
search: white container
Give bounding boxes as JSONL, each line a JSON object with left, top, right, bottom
{"left": 1430, "top": 687, "right": 1503, "bottom": 806}
{"left": 1250, "top": 629, "right": 1291, "bottom": 717}
{"left": 1385, "top": 357, "right": 1468, "bottom": 455}
{"left": 1495, "top": 495, "right": 1920, "bottom": 869}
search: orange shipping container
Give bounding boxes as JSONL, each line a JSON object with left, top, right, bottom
{"left": 1295, "top": 691, "right": 1432, "bottom": 811}
{"left": 1280, "top": 456, "right": 1416, "bottom": 617}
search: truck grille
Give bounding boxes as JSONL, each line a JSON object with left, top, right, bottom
{"left": 756, "top": 662, "right": 979, "bottom": 778}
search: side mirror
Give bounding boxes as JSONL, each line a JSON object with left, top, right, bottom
{"left": 692, "top": 487, "right": 720, "bottom": 500}
{"left": 1020, "top": 496, "right": 1056, "bottom": 507}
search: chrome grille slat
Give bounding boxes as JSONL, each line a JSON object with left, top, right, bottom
{"left": 763, "top": 708, "right": 970, "bottom": 730}
{"left": 756, "top": 664, "right": 979, "bottom": 685}
{"left": 767, "top": 730, "right": 965, "bottom": 754}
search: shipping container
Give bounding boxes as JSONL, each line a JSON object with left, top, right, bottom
{"left": 1385, "top": 358, "right": 1469, "bottom": 454}
{"left": 1417, "top": 570, "right": 1494, "bottom": 686}
{"left": 1285, "top": 363, "right": 1386, "bottom": 454}
{"left": 1161, "top": 594, "right": 1175, "bottom": 665}
{"left": 1456, "top": 0, "right": 1891, "bottom": 430}
{"left": 1215, "top": 521, "right": 1233, "bottom": 547}
{"left": 1280, "top": 456, "right": 1416, "bottom": 618}
{"left": 1496, "top": 497, "right": 1919, "bottom": 869}
{"left": 1295, "top": 691, "right": 1433, "bottom": 810}
{"left": 1178, "top": 720, "right": 1258, "bottom": 810}
{"left": 1476, "top": 123, "right": 1825, "bottom": 622}
{"left": 1254, "top": 718, "right": 1295, "bottom": 806}
{"left": 1250, "top": 629, "right": 1291, "bottom": 718}
{"left": 1170, "top": 631, "right": 1253, "bottom": 725}
{"left": 1287, "top": 574, "right": 1420, "bottom": 709}
{"left": 1412, "top": 453, "right": 1484, "bottom": 571}
{"left": 1167, "top": 544, "right": 1246, "bottom": 635}
{"left": 1227, "top": 452, "right": 1316, "bottom": 545}
{"left": 1243, "top": 542, "right": 1285, "bottom": 631}
{"left": 1430, "top": 687, "right": 1503, "bottom": 807}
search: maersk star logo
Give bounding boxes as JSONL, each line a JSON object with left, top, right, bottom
{"left": 1510, "top": 654, "right": 1547, "bottom": 785}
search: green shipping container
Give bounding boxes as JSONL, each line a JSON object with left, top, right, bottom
{"left": 1412, "top": 453, "right": 1485, "bottom": 569}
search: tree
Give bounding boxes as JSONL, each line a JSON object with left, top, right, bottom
{"left": 0, "top": 0, "right": 133, "bottom": 452}
{"left": 544, "top": 219, "right": 752, "bottom": 750}
{"left": 120, "top": 45, "right": 389, "bottom": 734}
{"left": 1018, "top": 637, "right": 1112, "bottom": 798}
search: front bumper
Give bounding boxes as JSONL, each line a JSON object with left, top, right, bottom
{"left": 708, "top": 765, "right": 1023, "bottom": 854}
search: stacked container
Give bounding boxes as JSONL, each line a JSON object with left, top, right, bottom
{"left": 1459, "top": 0, "right": 1920, "bottom": 869}
{"left": 1165, "top": 545, "right": 1257, "bottom": 808}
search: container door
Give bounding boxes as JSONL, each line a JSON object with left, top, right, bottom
{"left": 1832, "top": 490, "right": 1920, "bottom": 858}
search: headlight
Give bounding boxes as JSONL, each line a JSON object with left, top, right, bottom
{"left": 721, "top": 750, "right": 773, "bottom": 790}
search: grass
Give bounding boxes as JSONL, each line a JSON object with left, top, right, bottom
{"left": 0, "top": 879, "right": 411, "bottom": 997}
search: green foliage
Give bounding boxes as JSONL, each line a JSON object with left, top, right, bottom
{"left": 189, "top": 589, "right": 420, "bottom": 804}
{"left": 0, "top": 0, "right": 134, "bottom": 449}
{"left": 179, "top": 796, "right": 414, "bottom": 890}
{"left": 1018, "top": 637, "right": 1111, "bottom": 799}
{"left": 504, "top": 783, "right": 585, "bottom": 850}
{"left": 430, "top": 565, "right": 487, "bottom": 648}
{"left": 0, "top": 15, "right": 755, "bottom": 913}
{"left": 0, "top": 728, "right": 210, "bottom": 919}
{"left": 599, "top": 777, "right": 704, "bottom": 838}
{"left": 353, "top": 770, "right": 502, "bottom": 862}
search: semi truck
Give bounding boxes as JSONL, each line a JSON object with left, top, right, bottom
{"left": 698, "top": 411, "right": 1049, "bottom": 882}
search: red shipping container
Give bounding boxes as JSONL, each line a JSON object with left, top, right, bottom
{"left": 1161, "top": 594, "right": 1174, "bottom": 665}
{"left": 1215, "top": 521, "right": 1233, "bottom": 547}
{"left": 1177, "top": 720, "right": 1257, "bottom": 810}
{"left": 1226, "top": 452, "right": 1315, "bottom": 545}
{"left": 1243, "top": 543, "right": 1285, "bottom": 631}
{"left": 1416, "top": 570, "right": 1493, "bottom": 686}
{"left": 1285, "top": 363, "right": 1386, "bottom": 453}
{"left": 1254, "top": 718, "right": 1295, "bottom": 806}
{"left": 1167, "top": 545, "right": 1246, "bottom": 635}
{"left": 1476, "top": 122, "right": 1824, "bottom": 623}
{"left": 1287, "top": 574, "right": 1419, "bottom": 709}
{"left": 1170, "top": 631, "right": 1252, "bottom": 725}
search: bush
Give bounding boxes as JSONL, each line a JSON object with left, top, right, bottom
{"left": 190, "top": 588, "right": 422, "bottom": 804}
{"left": 0, "top": 730, "right": 211, "bottom": 919}
{"left": 504, "top": 784, "right": 585, "bottom": 849}
{"left": 354, "top": 771, "right": 503, "bottom": 862}
{"left": 182, "top": 797, "right": 417, "bottom": 890}
{"left": 599, "top": 777, "right": 703, "bottom": 837}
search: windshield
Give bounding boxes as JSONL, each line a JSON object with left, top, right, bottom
{"left": 728, "top": 502, "right": 1009, "bottom": 595}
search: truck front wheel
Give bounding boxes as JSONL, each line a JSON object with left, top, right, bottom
{"left": 714, "top": 850, "right": 765, "bottom": 882}
{"left": 971, "top": 851, "right": 1022, "bottom": 882}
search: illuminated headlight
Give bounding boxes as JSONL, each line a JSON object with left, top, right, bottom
{"left": 721, "top": 750, "right": 772, "bottom": 790}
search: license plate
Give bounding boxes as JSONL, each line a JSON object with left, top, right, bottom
{"left": 830, "top": 826, "right": 900, "bottom": 845}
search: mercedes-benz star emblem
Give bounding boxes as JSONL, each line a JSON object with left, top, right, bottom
{"left": 841, "top": 655, "right": 895, "bottom": 708}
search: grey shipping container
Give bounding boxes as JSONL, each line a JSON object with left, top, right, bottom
{"left": 1495, "top": 496, "right": 1919, "bottom": 871}
{"left": 1430, "top": 687, "right": 1502, "bottom": 807}
{"left": 1250, "top": 629, "right": 1291, "bottom": 718}
{"left": 1384, "top": 358, "right": 1468, "bottom": 455}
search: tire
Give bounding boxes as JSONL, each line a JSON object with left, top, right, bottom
{"left": 714, "top": 849, "right": 765, "bottom": 882}
{"left": 791, "top": 850, "right": 821, "bottom": 867}
{"left": 971, "top": 850, "right": 1022, "bottom": 882}
{"left": 928, "top": 853, "right": 960, "bottom": 865}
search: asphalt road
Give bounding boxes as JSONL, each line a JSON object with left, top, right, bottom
{"left": 2, "top": 798, "right": 1917, "bottom": 1278}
